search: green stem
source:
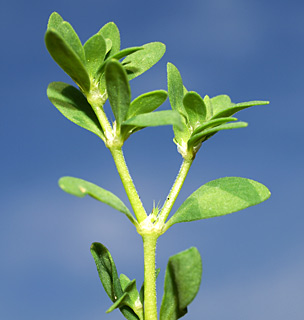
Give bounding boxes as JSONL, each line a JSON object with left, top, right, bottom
{"left": 159, "top": 158, "right": 193, "bottom": 224}
{"left": 110, "top": 147, "right": 147, "bottom": 223}
{"left": 142, "top": 234, "right": 158, "bottom": 320}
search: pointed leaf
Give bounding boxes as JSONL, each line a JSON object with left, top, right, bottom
{"left": 160, "top": 247, "right": 202, "bottom": 320}
{"left": 122, "top": 42, "right": 166, "bottom": 80}
{"left": 166, "top": 177, "right": 271, "bottom": 228}
{"left": 58, "top": 176, "right": 136, "bottom": 224}
{"left": 105, "top": 60, "right": 131, "bottom": 126}
{"left": 45, "top": 30, "right": 90, "bottom": 92}
{"left": 47, "top": 12, "right": 63, "bottom": 30}
{"left": 183, "top": 91, "right": 207, "bottom": 128}
{"left": 84, "top": 34, "right": 107, "bottom": 77}
{"left": 192, "top": 117, "right": 237, "bottom": 136}
{"left": 188, "top": 121, "right": 248, "bottom": 148}
{"left": 47, "top": 82, "right": 104, "bottom": 139}
{"left": 99, "top": 22, "right": 121, "bottom": 56}
{"left": 122, "top": 110, "right": 182, "bottom": 129}
{"left": 127, "top": 90, "right": 168, "bottom": 119}
{"left": 212, "top": 99, "right": 270, "bottom": 119}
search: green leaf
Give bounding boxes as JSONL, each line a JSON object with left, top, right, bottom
{"left": 122, "top": 42, "right": 166, "bottom": 80}
{"left": 58, "top": 176, "right": 136, "bottom": 224}
{"left": 127, "top": 90, "right": 168, "bottom": 119}
{"left": 210, "top": 94, "right": 233, "bottom": 117}
{"left": 105, "top": 60, "right": 131, "bottom": 126}
{"left": 192, "top": 117, "right": 238, "bottom": 136}
{"left": 188, "top": 121, "right": 248, "bottom": 148}
{"left": 84, "top": 34, "right": 107, "bottom": 77}
{"left": 99, "top": 22, "right": 121, "bottom": 56}
{"left": 166, "top": 177, "right": 271, "bottom": 228}
{"left": 47, "top": 82, "right": 104, "bottom": 139}
{"left": 160, "top": 247, "right": 202, "bottom": 320}
{"left": 183, "top": 91, "right": 207, "bottom": 128}
{"left": 203, "top": 95, "right": 213, "bottom": 119}
{"left": 212, "top": 98, "right": 269, "bottom": 119}
{"left": 47, "top": 12, "right": 63, "bottom": 30}
{"left": 122, "top": 110, "right": 183, "bottom": 129}
{"left": 45, "top": 30, "right": 90, "bottom": 92}
{"left": 167, "top": 63, "right": 190, "bottom": 144}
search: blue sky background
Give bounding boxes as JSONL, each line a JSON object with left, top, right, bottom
{"left": 1, "top": 0, "right": 303, "bottom": 319}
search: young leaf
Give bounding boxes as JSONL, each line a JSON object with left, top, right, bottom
{"left": 47, "top": 82, "right": 104, "bottom": 139}
{"left": 188, "top": 121, "right": 248, "bottom": 149}
{"left": 212, "top": 99, "right": 269, "bottom": 119}
{"left": 192, "top": 117, "right": 238, "bottom": 136}
{"left": 122, "top": 110, "right": 183, "bottom": 129}
{"left": 99, "top": 22, "right": 121, "bottom": 56}
{"left": 45, "top": 30, "right": 90, "bottom": 92}
{"left": 58, "top": 176, "right": 137, "bottom": 225}
{"left": 183, "top": 91, "right": 207, "bottom": 128}
{"left": 47, "top": 12, "right": 63, "bottom": 30}
{"left": 84, "top": 34, "right": 107, "bottom": 77}
{"left": 91, "top": 243, "right": 139, "bottom": 320}
{"left": 210, "top": 94, "right": 233, "bottom": 117}
{"left": 105, "top": 60, "right": 131, "bottom": 126}
{"left": 160, "top": 247, "right": 202, "bottom": 320}
{"left": 122, "top": 42, "right": 166, "bottom": 80}
{"left": 127, "top": 90, "right": 168, "bottom": 119}
{"left": 166, "top": 177, "right": 271, "bottom": 229}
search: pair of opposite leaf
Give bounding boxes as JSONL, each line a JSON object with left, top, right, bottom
{"left": 46, "top": 12, "right": 181, "bottom": 145}
{"left": 91, "top": 243, "right": 202, "bottom": 320}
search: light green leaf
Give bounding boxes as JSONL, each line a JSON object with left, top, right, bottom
{"left": 122, "top": 42, "right": 166, "bottom": 80}
{"left": 91, "top": 243, "right": 138, "bottom": 320}
{"left": 58, "top": 176, "right": 136, "bottom": 224}
{"left": 99, "top": 22, "right": 121, "bottom": 56}
{"left": 45, "top": 30, "right": 90, "bottom": 92}
{"left": 160, "top": 247, "right": 202, "bottom": 320}
{"left": 105, "top": 60, "right": 131, "bottom": 126}
{"left": 127, "top": 90, "right": 168, "bottom": 119}
{"left": 47, "top": 82, "right": 104, "bottom": 139}
{"left": 166, "top": 177, "right": 271, "bottom": 228}
{"left": 47, "top": 12, "right": 63, "bottom": 30}
{"left": 212, "top": 99, "right": 269, "bottom": 119}
{"left": 210, "top": 94, "right": 233, "bottom": 117}
{"left": 84, "top": 34, "right": 107, "bottom": 77}
{"left": 122, "top": 110, "right": 183, "bottom": 129}
{"left": 183, "top": 91, "right": 207, "bottom": 128}
{"left": 192, "top": 117, "right": 237, "bottom": 136}
{"left": 203, "top": 95, "right": 213, "bottom": 119}
{"left": 188, "top": 121, "right": 248, "bottom": 148}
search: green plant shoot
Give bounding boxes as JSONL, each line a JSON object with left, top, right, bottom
{"left": 45, "top": 12, "right": 271, "bottom": 320}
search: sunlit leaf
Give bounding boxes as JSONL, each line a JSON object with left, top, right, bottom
{"left": 166, "top": 177, "right": 271, "bottom": 228}
{"left": 47, "top": 12, "right": 63, "bottom": 30}
{"left": 105, "top": 60, "right": 131, "bottom": 126}
{"left": 183, "top": 91, "right": 207, "bottom": 128}
{"left": 160, "top": 247, "right": 202, "bottom": 320}
{"left": 192, "top": 117, "right": 237, "bottom": 136}
{"left": 122, "top": 42, "right": 166, "bottom": 80}
{"left": 99, "top": 22, "right": 121, "bottom": 56}
{"left": 47, "top": 82, "right": 104, "bottom": 139}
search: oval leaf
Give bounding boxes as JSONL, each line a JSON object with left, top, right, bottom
{"left": 122, "top": 42, "right": 166, "bottom": 80}
{"left": 45, "top": 29, "right": 90, "bottom": 92}
{"left": 127, "top": 90, "right": 168, "bottom": 119}
{"left": 183, "top": 91, "right": 207, "bottom": 127}
{"left": 47, "top": 12, "right": 63, "bottom": 30}
{"left": 98, "top": 22, "right": 121, "bottom": 56}
{"left": 166, "top": 177, "right": 271, "bottom": 228}
{"left": 160, "top": 247, "right": 202, "bottom": 320}
{"left": 58, "top": 176, "right": 136, "bottom": 224}
{"left": 105, "top": 60, "right": 131, "bottom": 126}
{"left": 47, "top": 82, "right": 104, "bottom": 139}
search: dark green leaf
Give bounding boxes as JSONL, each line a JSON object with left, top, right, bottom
{"left": 47, "top": 12, "right": 63, "bottom": 30}
{"left": 45, "top": 30, "right": 90, "bottom": 92}
{"left": 188, "top": 121, "right": 248, "bottom": 148}
{"left": 166, "top": 177, "right": 271, "bottom": 228}
{"left": 122, "top": 42, "right": 166, "bottom": 80}
{"left": 183, "top": 91, "right": 207, "bottom": 128}
{"left": 47, "top": 82, "right": 104, "bottom": 139}
{"left": 122, "top": 110, "right": 182, "bottom": 129}
{"left": 192, "top": 117, "right": 237, "bottom": 136}
{"left": 99, "top": 22, "right": 121, "bottom": 56}
{"left": 84, "top": 34, "right": 107, "bottom": 77}
{"left": 127, "top": 90, "right": 168, "bottom": 119}
{"left": 105, "top": 60, "right": 131, "bottom": 126}
{"left": 58, "top": 176, "right": 136, "bottom": 224}
{"left": 160, "top": 247, "right": 202, "bottom": 320}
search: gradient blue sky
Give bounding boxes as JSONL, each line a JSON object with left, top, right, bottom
{"left": 1, "top": 0, "right": 303, "bottom": 319}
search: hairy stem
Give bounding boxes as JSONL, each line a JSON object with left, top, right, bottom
{"left": 159, "top": 158, "right": 193, "bottom": 224}
{"left": 110, "top": 147, "right": 147, "bottom": 223}
{"left": 142, "top": 234, "right": 158, "bottom": 320}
